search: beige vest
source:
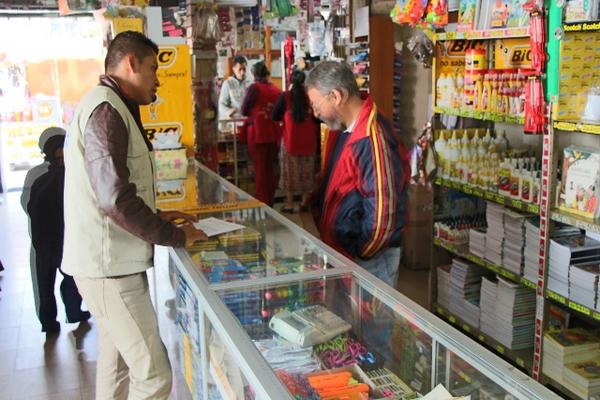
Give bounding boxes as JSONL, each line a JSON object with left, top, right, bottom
{"left": 62, "top": 86, "right": 156, "bottom": 278}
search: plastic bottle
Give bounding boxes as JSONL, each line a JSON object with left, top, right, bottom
{"left": 436, "top": 73, "right": 446, "bottom": 107}
{"left": 455, "top": 74, "right": 464, "bottom": 108}
{"left": 521, "top": 169, "right": 532, "bottom": 203}
{"left": 495, "top": 130, "right": 509, "bottom": 156}
{"left": 498, "top": 159, "right": 512, "bottom": 195}
{"left": 435, "top": 132, "right": 447, "bottom": 177}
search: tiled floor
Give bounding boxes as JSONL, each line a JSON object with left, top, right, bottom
{"left": 0, "top": 192, "right": 98, "bottom": 400}
{"left": 0, "top": 190, "right": 430, "bottom": 400}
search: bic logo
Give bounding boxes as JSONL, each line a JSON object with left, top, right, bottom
{"left": 510, "top": 48, "right": 531, "bottom": 64}
{"left": 157, "top": 47, "right": 177, "bottom": 68}
{"left": 144, "top": 122, "right": 182, "bottom": 141}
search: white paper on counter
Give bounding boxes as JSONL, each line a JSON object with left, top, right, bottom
{"left": 193, "top": 217, "right": 246, "bottom": 237}
{"left": 420, "top": 384, "right": 471, "bottom": 400}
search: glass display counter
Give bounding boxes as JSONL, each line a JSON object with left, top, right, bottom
{"left": 156, "top": 163, "right": 559, "bottom": 400}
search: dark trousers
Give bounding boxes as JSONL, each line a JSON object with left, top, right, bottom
{"left": 35, "top": 252, "right": 83, "bottom": 330}
{"left": 248, "top": 141, "right": 278, "bottom": 206}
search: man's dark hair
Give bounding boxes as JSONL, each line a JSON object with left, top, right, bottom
{"left": 233, "top": 55, "right": 247, "bottom": 66}
{"left": 252, "top": 61, "right": 270, "bottom": 80}
{"left": 105, "top": 31, "right": 159, "bottom": 72}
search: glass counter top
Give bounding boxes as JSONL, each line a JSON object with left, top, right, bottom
{"left": 182, "top": 206, "right": 346, "bottom": 286}
{"left": 156, "top": 161, "right": 261, "bottom": 213}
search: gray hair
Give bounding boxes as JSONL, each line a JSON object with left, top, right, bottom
{"left": 306, "top": 61, "right": 360, "bottom": 98}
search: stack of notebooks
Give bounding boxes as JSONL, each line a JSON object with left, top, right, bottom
{"left": 479, "top": 276, "right": 498, "bottom": 339}
{"left": 524, "top": 220, "right": 583, "bottom": 284}
{"left": 564, "top": 359, "right": 600, "bottom": 400}
{"left": 469, "top": 228, "right": 487, "bottom": 259}
{"left": 549, "top": 235, "right": 600, "bottom": 298}
{"left": 569, "top": 264, "right": 600, "bottom": 311}
{"left": 494, "top": 278, "right": 536, "bottom": 350}
{"left": 523, "top": 218, "right": 541, "bottom": 283}
{"left": 450, "top": 259, "right": 487, "bottom": 328}
{"left": 502, "top": 210, "right": 529, "bottom": 275}
{"left": 543, "top": 328, "right": 600, "bottom": 386}
{"left": 437, "top": 264, "right": 452, "bottom": 310}
{"left": 485, "top": 203, "right": 505, "bottom": 266}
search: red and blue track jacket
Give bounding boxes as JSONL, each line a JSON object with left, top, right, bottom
{"left": 316, "top": 96, "right": 409, "bottom": 260}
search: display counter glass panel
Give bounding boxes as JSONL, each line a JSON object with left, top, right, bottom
{"left": 213, "top": 273, "right": 551, "bottom": 399}
{"left": 184, "top": 207, "right": 336, "bottom": 284}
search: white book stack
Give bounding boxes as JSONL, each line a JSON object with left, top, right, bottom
{"left": 503, "top": 210, "right": 528, "bottom": 275}
{"left": 485, "top": 203, "right": 505, "bottom": 266}
{"left": 449, "top": 259, "right": 486, "bottom": 329}
{"left": 469, "top": 228, "right": 487, "bottom": 259}
{"left": 549, "top": 236, "right": 600, "bottom": 298}
{"left": 543, "top": 329, "right": 600, "bottom": 386}
{"left": 494, "top": 278, "right": 536, "bottom": 350}
{"left": 523, "top": 219, "right": 541, "bottom": 283}
{"left": 479, "top": 277, "right": 498, "bottom": 339}
{"left": 564, "top": 359, "right": 600, "bottom": 400}
{"left": 437, "top": 264, "right": 452, "bottom": 310}
{"left": 569, "top": 263, "right": 600, "bottom": 310}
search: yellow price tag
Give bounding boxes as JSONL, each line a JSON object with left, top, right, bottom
{"left": 569, "top": 301, "right": 591, "bottom": 315}
{"left": 446, "top": 32, "right": 456, "bottom": 40}
{"left": 473, "top": 188, "right": 484, "bottom": 197}
{"left": 464, "top": 186, "right": 473, "bottom": 194}
{"left": 478, "top": 334, "right": 485, "bottom": 342}
{"left": 496, "top": 345, "right": 505, "bottom": 354}
{"left": 449, "top": 315, "right": 457, "bottom": 324}
{"left": 517, "top": 358, "right": 525, "bottom": 368}
{"left": 511, "top": 199, "right": 523, "bottom": 209}
{"left": 485, "top": 192, "right": 495, "bottom": 201}
{"left": 583, "top": 124, "right": 600, "bottom": 135}
{"left": 463, "top": 324, "right": 471, "bottom": 333}
{"left": 458, "top": 371, "right": 472, "bottom": 383}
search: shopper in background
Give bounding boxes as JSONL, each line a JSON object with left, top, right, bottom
{"left": 241, "top": 61, "right": 282, "bottom": 206}
{"left": 272, "top": 69, "right": 319, "bottom": 213}
{"left": 21, "top": 127, "right": 90, "bottom": 334}
{"left": 62, "top": 31, "right": 207, "bottom": 400}
{"left": 306, "top": 61, "right": 409, "bottom": 287}
{"left": 218, "top": 55, "right": 250, "bottom": 119}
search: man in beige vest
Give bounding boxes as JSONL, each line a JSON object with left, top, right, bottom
{"left": 62, "top": 31, "right": 207, "bottom": 400}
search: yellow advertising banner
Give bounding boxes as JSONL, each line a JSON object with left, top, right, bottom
{"left": 494, "top": 38, "right": 532, "bottom": 69}
{"left": 111, "top": 18, "right": 143, "bottom": 35}
{"left": 140, "top": 45, "right": 195, "bottom": 157}
{"left": 435, "top": 40, "right": 487, "bottom": 76}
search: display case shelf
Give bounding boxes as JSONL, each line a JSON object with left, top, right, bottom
{"left": 434, "top": 27, "right": 529, "bottom": 41}
{"left": 550, "top": 210, "right": 600, "bottom": 235}
{"left": 434, "top": 238, "right": 537, "bottom": 289}
{"left": 434, "top": 304, "right": 533, "bottom": 374}
{"left": 553, "top": 120, "right": 600, "bottom": 135}
{"left": 434, "top": 106, "right": 525, "bottom": 125}
{"left": 434, "top": 178, "right": 540, "bottom": 214}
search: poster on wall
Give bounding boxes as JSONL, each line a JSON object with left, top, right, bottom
{"left": 140, "top": 44, "right": 195, "bottom": 157}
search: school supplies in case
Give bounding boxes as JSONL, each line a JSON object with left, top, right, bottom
{"left": 269, "top": 305, "right": 351, "bottom": 347}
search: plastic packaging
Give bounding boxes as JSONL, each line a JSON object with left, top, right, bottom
{"left": 406, "top": 30, "right": 434, "bottom": 68}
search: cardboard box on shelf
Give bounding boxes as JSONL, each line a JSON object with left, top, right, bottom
{"left": 403, "top": 185, "right": 434, "bottom": 271}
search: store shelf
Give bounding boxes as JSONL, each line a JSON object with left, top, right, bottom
{"left": 562, "top": 21, "right": 600, "bottom": 33}
{"left": 434, "top": 304, "right": 533, "bottom": 373}
{"left": 550, "top": 209, "right": 600, "bottom": 235}
{"left": 434, "top": 106, "right": 525, "bottom": 125}
{"left": 434, "top": 238, "right": 537, "bottom": 289}
{"left": 434, "top": 177, "right": 540, "bottom": 214}
{"left": 236, "top": 49, "right": 280, "bottom": 57}
{"left": 553, "top": 120, "right": 600, "bottom": 135}
{"left": 540, "top": 373, "right": 584, "bottom": 400}
{"left": 434, "top": 27, "right": 529, "bottom": 41}
{"left": 546, "top": 288, "right": 600, "bottom": 322}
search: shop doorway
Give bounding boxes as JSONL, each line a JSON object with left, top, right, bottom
{"left": 0, "top": 14, "right": 104, "bottom": 192}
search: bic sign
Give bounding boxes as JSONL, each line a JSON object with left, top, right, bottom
{"left": 157, "top": 47, "right": 177, "bottom": 68}
{"left": 494, "top": 38, "right": 532, "bottom": 69}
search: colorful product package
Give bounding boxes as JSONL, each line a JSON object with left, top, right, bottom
{"left": 559, "top": 146, "right": 600, "bottom": 219}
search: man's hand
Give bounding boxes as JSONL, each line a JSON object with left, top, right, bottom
{"left": 159, "top": 210, "right": 198, "bottom": 224}
{"left": 181, "top": 223, "right": 208, "bottom": 247}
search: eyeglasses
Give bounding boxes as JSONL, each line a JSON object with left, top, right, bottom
{"left": 310, "top": 91, "right": 332, "bottom": 112}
